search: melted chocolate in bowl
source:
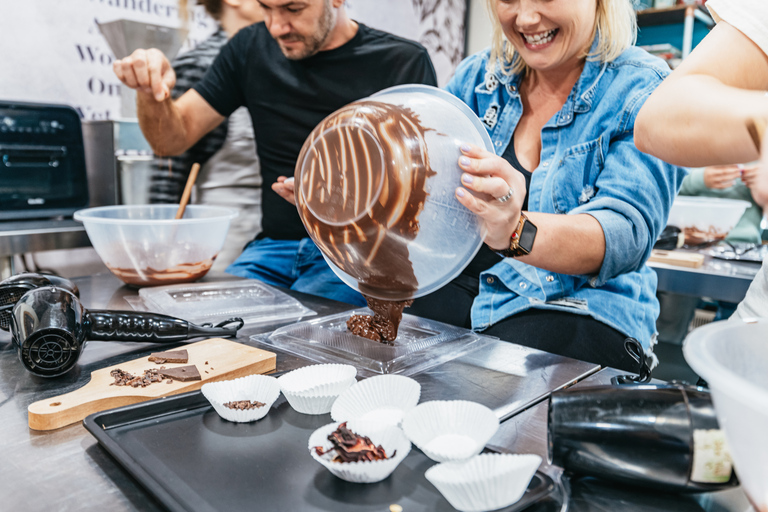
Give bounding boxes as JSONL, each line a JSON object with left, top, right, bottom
{"left": 296, "top": 101, "right": 436, "bottom": 340}
{"left": 107, "top": 259, "right": 214, "bottom": 287}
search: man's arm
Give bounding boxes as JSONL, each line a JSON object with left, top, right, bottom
{"left": 114, "top": 48, "right": 225, "bottom": 156}
{"left": 635, "top": 22, "right": 768, "bottom": 167}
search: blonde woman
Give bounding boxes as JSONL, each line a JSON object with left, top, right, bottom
{"left": 409, "top": 0, "right": 685, "bottom": 372}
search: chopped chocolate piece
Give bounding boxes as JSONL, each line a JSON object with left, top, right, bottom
{"left": 347, "top": 297, "right": 413, "bottom": 343}
{"left": 148, "top": 349, "right": 189, "bottom": 364}
{"left": 223, "top": 400, "right": 266, "bottom": 410}
{"left": 205, "top": 361, "right": 208, "bottom": 365}
{"left": 166, "top": 380, "right": 173, "bottom": 384}
{"left": 313, "top": 422, "right": 394, "bottom": 463}
{"left": 159, "top": 365, "right": 201, "bottom": 382}
{"left": 109, "top": 368, "right": 165, "bottom": 387}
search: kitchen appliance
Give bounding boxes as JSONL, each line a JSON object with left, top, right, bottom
{"left": 10, "top": 285, "right": 243, "bottom": 378}
{"left": 548, "top": 383, "right": 738, "bottom": 492}
{"left": 0, "top": 272, "right": 79, "bottom": 331}
{"left": 0, "top": 101, "right": 89, "bottom": 220}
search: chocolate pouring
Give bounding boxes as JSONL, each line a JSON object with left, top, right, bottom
{"left": 295, "top": 101, "right": 437, "bottom": 340}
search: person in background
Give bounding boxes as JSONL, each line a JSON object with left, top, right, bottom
{"left": 657, "top": 162, "right": 765, "bottom": 343}
{"left": 408, "top": 0, "right": 685, "bottom": 372}
{"left": 151, "top": 0, "right": 264, "bottom": 272}
{"left": 112, "top": 0, "right": 437, "bottom": 306}
{"left": 635, "top": 0, "right": 768, "bottom": 322}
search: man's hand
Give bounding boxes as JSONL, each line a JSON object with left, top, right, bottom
{"left": 113, "top": 48, "right": 176, "bottom": 102}
{"left": 703, "top": 164, "right": 743, "bottom": 189}
{"left": 273, "top": 176, "right": 296, "bottom": 205}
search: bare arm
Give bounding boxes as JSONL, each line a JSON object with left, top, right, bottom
{"left": 455, "top": 145, "right": 605, "bottom": 275}
{"left": 114, "top": 49, "right": 225, "bottom": 156}
{"left": 635, "top": 22, "right": 768, "bottom": 167}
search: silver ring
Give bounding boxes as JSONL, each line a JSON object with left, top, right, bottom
{"left": 497, "top": 187, "right": 514, "bottom": 203}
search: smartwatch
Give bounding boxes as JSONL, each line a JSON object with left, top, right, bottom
{"left": 496, "top": 213, "right": 537, "bottom": 258}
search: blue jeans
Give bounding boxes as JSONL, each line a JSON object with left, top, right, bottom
{"left": 226, "top": 237, "right": 366, "bottom": 306}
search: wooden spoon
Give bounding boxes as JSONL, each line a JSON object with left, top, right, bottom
{"left": 175, "top": 162, "right": 201, "bottom": 220}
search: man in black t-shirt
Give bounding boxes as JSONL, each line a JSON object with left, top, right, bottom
{"left": 113, "top": 0, "right": 437, "bottom": 306}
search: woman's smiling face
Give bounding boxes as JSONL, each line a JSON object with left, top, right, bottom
{"left": 496, "top": 0, "right": 598, "bottom": 73}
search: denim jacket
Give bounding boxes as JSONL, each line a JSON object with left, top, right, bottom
{"left": 446, "top": 44, "right": 686, "bottom": 350}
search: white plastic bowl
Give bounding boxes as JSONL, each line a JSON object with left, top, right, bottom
{"left": 667, "top": 197, "right": 750, "bottom": 241}
{"left": 295, "top": 84, "right": 491, "bottom": 301}
{"left": 683, "top": 319, "right": 768, "bottom": 512}
{"left": 74, "top": 205, "right": 237, "bottom": 287}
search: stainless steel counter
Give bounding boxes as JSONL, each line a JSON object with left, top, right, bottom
{"left": 0, "top": 272, "right": 753, "bottom": 511}
{"left": 649, "top": 254, "right": 759, "bottom": 303}
{"left": 0, "top": 218, "right": 92, "bottom": 277}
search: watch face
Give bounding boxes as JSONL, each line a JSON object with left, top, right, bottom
{"left": 519, "top": 220, "right": 537, "bottom": 253}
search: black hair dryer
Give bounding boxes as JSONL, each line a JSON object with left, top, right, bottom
{"left": 10, "top": 286, "right": 243, "bottom": 378}
{"left": 0, "top": 272, "right": 80, "bottom": 331}
{"left": 548, "top": 383, "right": 738, "bottom": 492}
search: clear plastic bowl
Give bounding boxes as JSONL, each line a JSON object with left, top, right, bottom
{"left": 683, "top": 319, "right": 768, "bottom": 511}
{"left": 294, "top": 84, "right": 492, "bottom": 301}
{"left": 74, "top": 205, "right": 237, "bottom": 287}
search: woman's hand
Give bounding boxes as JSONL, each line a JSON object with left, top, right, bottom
{"left": 703, "top": 164, "right": 743, "bottom": 189}
{"left": 272, "top": 176, "right": 296, "bottom": 205}
{"left": 454, "top": 144, "right": 527, "bottom": 251}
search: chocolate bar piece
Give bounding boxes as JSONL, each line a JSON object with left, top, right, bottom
{"left": 159, "top": 365, "right": 201, "bottom": 382}
{"left": 148, "top": 349, "right": 189, "bottom": 364}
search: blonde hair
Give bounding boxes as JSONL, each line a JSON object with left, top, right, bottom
{"left": 486, "top": 0, "right": 637, "bottom": 76}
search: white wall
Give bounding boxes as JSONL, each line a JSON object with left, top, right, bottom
{"left": 466, "top": 0, "right": 493, "bottom": 57}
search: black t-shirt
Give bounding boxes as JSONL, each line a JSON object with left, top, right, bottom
{"left": 193, "top": 22, "right": 438, "bottom": 241}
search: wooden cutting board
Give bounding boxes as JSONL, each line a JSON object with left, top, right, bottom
{"left": 649, "top": 249, "right": 705, "bottom": 268}
{"left": 28, "top": 338, "right": 276, "bottom": 431}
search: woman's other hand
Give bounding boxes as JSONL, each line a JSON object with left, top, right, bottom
{"left": 703, "top": 164, "right": 743, "bottom": 189}
{"left": 454, "top": 144, "right": 527, "bottom": 251}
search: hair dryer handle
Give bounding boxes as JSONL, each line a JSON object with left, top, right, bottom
{"left": 85, "top": 310, "right": 243, "bottom": 342}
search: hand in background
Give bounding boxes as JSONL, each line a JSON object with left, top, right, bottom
{"left": 703, "top": 164, "right": 743, "bottom": 189}
{"left": 272, "top": 176, "right": 296, "bottom": 205}
{"left": 113, "top": 48, "right": 175, "bottom": 102}
{"left": 742, "top": 139, "right": 768, "bottom": 208}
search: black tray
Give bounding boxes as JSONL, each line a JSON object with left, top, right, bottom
{"left": 84, "top": 392, "right": 555, "bottom": 512}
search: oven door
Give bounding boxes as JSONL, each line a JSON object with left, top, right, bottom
{"left": 0, "top": 102, "right": 89, "bottom": 220}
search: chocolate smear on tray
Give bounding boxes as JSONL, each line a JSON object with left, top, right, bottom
{"left": 224, "top": 400, "right": 266, "bottom": 410}
{"left": 296, "top": 101, "right": 435, "bottom": 339}
{"left": 148, "top": 349, "right": 189, "bottom": 364}
{"left": 314, "top": 422, "right": 394, "bottom": 463}
{"left": 347, "top": 297, "right": 414, "bottom": 343}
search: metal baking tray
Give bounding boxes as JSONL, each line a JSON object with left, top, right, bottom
{"left": 84, "top": 391, "right": 555, "bottom": 512}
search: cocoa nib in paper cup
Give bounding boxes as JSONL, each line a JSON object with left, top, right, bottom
{"left": 201, "top": 374, "right": 281, "bottom": 423}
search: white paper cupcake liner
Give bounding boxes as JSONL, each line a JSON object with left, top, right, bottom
{"left": 331, "top": 374, "right": 421, "bottom": 427}
{"left": 282, "top": 389, "right": 339, "bottom": 415}
{"left": 425, "top": 453, "right": 542, "bottom": 512}
{"left": 201, "top": 374, "right": 281, "bottom": 423}
{"left": 308, "top": 420, "right": 411, "bottom": 483}
{"left": 402, "top": 400, "right": 499, "bottom": 462}
{"left": 277, "top": 364, "right": 357, "bottom": 397}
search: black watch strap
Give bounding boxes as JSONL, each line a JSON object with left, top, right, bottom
{"left": 496, "top": 213, "right": 537, "bottom": 258}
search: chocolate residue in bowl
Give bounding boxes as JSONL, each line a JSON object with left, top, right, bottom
{"left": 296, "top": 101, "right": 435, "bottom": 340}
{"left": 296, "top": 101, "right": 435, "bottom": 299}
{"left": 347, "top": 296, "right": 414, "bottom": 343}
{"left": 107, "top": 259, "right": 215, "bottom": 287}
